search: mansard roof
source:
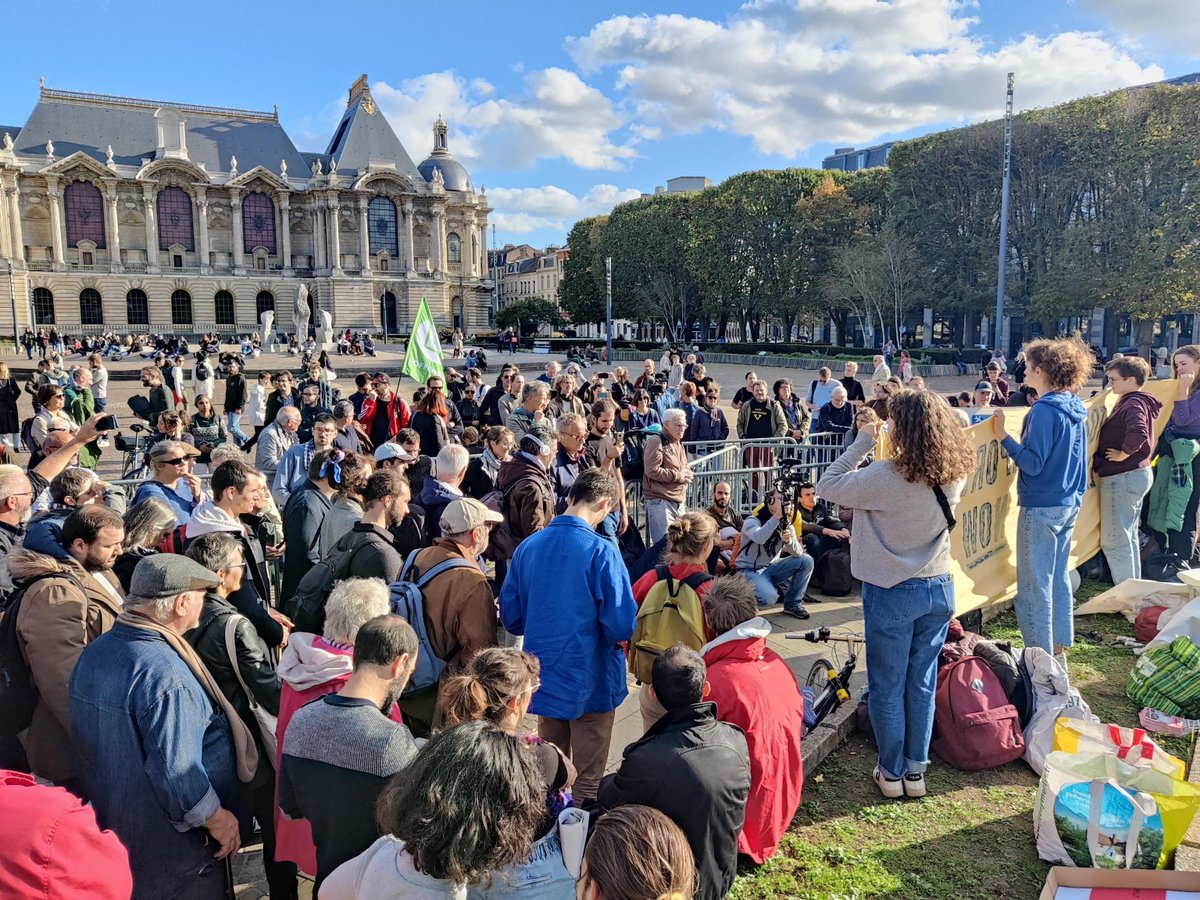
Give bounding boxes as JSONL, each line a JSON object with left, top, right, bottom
{"left": 324, "top": 75, "right": 422, "bottom": 181}
{"left": 13, "top": 85, "right": 308, "bottom": 175}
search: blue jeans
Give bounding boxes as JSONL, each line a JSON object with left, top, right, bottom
{"left": 467, "top": 827, "right": 575, "bottom": 899}
{"left": 745, "top": 554, "right": 814, "bottom": 609}
{"left": 94, "top": 397, "right": 107, "bottom": 413}
{"left": 955, "top": 362, "right": 968, "bottom": 376}
{"left": 863, "top": 574, "right": 954, "bottom": 780}
{"left": 226, "top": 412, "right": 250, "bottom": 447}
{"left": 1099, "top": 468, "right": 1153, "bottom": 584}
{"left": 1015, "top": 504, "right": 1080, "bottom": 653}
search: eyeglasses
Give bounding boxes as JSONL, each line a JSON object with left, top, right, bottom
{"left": 511, "top": 681, "right": 541, "bottom": 699}
{"left": 158, "top": 457, "right": 187, "bottom": 466}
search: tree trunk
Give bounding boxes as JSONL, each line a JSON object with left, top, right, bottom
{"left": 1133, "top": 318, "right": 1155, "bottom": 361}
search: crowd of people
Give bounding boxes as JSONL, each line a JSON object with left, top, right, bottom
{"left": 0, "top": 330, "right": 1190, "bottom": 899}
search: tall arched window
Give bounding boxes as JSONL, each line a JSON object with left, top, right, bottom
{"left": 368, "top": 197, "right": 398, "bottom": 255}
{"left": 253, "top": 294, "right": 275, "bottom": 327}
{"left": 447, "top": 232, "right": 462, "bottom": 263}
{"left": 64, "top": 181, "right": 105, "bottom": 248}
{"left": 214, "top": 290, "right": 235, "bottom": 325}
{"left": 380, "top": 291, "right": 398, "bottom": 334}
{"left": 126, "top": 289, "right": 149, "bottom": 325}
{"left": 79, "top": 289, "right": 103, "bottom": 325}
{"left": 242, "top": 192, "right": 276, "bottom": 254}
{"left": 171, "top": 290, "right": 193, "bottom": 325}
{"left": 32, "top": 288, "right": 55, "bottom": 324}
{"left": 157, "top": 186, "right": 194, "bottom": 250}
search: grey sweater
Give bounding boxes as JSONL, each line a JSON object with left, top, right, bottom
{"left": 815, "top": 431, "right": 964, "bottom": 589}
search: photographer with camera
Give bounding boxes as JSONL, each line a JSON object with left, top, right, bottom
{"left": 734, "top": 481, "right": 815, "bottom": 620}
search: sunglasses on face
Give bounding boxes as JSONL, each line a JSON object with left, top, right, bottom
{"left": 159, "top": 457, "right": 187, "bottom": 466}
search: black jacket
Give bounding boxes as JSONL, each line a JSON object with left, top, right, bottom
{"left": 598, "top": 702, "right": 751, "bottom": 900}
{"left": 185, "top": 591, "right": 281, "bottom": 784}
{"left": 340, "top": 522, "right": 405, "bottom": 582}
{"left": 224, "top": 373, "right": 247, "bottom": 414}
{"left": 281, "top": 482, "right": 333, "bottom": 605}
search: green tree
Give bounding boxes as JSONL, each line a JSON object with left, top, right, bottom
{"left": 557, "top": 216, "right": 607, "bottom": 327}
{"left": 494, "top": 298, "right": 561, "bottom": 336}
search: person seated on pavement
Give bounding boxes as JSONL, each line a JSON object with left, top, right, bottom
{"left": 598, "top": 644, "right": 749, "bottom": 900}
{"left": 734, "top": 485, "right": 817, "bottom": 619}
{"left": 700, "top": 574, "right": 806, "bottom": 864}
{"left": 797, "top": 481, "right": 850, "bottom": 563}
{"left": 706, "top": 480, "right": 743, "bottom": 572}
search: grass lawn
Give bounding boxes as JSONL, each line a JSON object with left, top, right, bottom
{"left": 730, "top": 580, "right": 1196, "bottom": 900}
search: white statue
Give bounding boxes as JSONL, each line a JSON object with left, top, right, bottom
{"left": 45, "top": 140, "right": 54, "bottom": 159}
{"left": 260, "top": 309, "right": 275, "bottom": 343}
{"left": 329, "top": 157, "right": 337, "bottom": 176}
{"left": 105, "top": 144, "right": 114, "bottom": 166}
{"left": 293, "top": 284, "right": 311, "bottom": 337}
{"left": 229, "top": 155, "right": 238, "bottom": 177}
{"left": 2, "top": 133, "right": 12, "bottom": 151}
{"left": 315, "top": 309, "right": 334, "bottom": 348}
{"left": 432, "top": 168, "right": 444, "bottom": 187}
{"left": 280, "top": 159, "right": 288, "bottom": 178}
{"left": 312, "top": 158, "right": 322, "bottom": 176}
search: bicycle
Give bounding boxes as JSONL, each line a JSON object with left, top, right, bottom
{"left": 117, "top": 423, "right": 151, "bottom": 480}
{"left": 786, "top": 626, "right": 865, "bottom": 735}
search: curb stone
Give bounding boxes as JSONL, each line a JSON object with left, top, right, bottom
{"left": 802, "top": 674, "right": 866, "bottom": 778}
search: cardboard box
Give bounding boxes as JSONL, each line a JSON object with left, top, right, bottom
{"left": 1041, "top": 867, "right": 1200, "bottom": 900}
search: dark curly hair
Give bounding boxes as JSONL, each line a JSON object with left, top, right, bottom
{"left": 376, "top": 721, "right": 545, "bottom": 884}
{"left": 886, "top": 390, "right": 976, "bottom": 487}
{"left": 1024, "top": 336, "right": 1094, "bottom": 393}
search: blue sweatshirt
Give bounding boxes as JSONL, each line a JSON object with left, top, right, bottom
{"left": 1001, "top": 391, "right": 1089, "bottom": 508}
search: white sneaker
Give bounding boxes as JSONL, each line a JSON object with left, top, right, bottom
{"left": 903, "top": 773, "right": 927, "bottom": 798}
{"left": 873, "top": 766, "right": 903, "bottom": 799}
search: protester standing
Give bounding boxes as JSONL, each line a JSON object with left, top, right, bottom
{"left": 643, "top": 408, "right": 694, "bottom": 544}
{"left": 991, "top": 337, "right": 1091, "bottom": 657}
{"left": 1153, "top": 344, "right": 1200, "bottom": 565}
{"left": 818, "top": 390, "right": 974, "bottom": 799}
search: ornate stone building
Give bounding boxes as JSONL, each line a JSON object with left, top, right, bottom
{"left": 0, "top": 76, "right": 492, "bottom": 337}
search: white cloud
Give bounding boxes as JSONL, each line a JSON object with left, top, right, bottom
{"left": 488, "top": 184, "right": 643, "bottom": 234}
{"left": 372, "top": 68, "right": 636, "bottom": 172}
{"left": 1081, "top": 0, "right": 1200, "bottom": 56}
{"left": 567, "top": 0, "right": 1166, "bottom": 155}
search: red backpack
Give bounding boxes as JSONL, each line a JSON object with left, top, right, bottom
{"left": 931, "top": 655, "right": 1025, "bottom": 771}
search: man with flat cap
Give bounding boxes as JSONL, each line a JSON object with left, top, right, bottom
{"left": 70, "top": 554, "right": 260, "bottom": 900}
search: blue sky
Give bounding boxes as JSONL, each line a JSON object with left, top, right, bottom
{"left": 2, "top": 0, "right": 1196, "bottom": 250}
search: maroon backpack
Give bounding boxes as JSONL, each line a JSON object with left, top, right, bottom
{"left": 931, "top": 655, "right": 1025, "bottom": 771}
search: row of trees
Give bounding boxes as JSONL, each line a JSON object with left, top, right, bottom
{"left": 557, "top": 79, "right": 1200, "bottom": 352}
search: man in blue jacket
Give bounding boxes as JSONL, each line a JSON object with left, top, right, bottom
{"left": 499, "top": 467, "right": 636, "bottom": 801}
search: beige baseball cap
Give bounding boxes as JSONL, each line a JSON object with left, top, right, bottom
{"left": 439, "top": 497, "right": 503, "bottom": 534}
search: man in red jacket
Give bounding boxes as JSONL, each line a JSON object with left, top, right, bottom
{"left": 358, "top": 373, "right": 411, "bottom": 449}
{"left": 700, "top": 573, "right": 805, "bottom": 863}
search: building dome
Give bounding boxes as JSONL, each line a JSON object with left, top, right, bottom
{"left": 418, "top": 115, "right": 472, "bottom": 192}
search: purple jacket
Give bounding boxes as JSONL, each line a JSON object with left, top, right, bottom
{"left": 1095, "top": 391, "right": 1163, "bottom": 477}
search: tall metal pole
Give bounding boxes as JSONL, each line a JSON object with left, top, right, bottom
{"left": 994, "top": 72, "right": 1015, "bottom": 354}
{"left": 605, "top": 257, "right": 613, "bottom": 364}
{"left": 490, "top": 224, "right": 498, "bottom": 325}
{"left": 7, "top": 265, "right": 17, "bottom": 354}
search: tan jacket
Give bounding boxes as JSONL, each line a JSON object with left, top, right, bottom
{"left": 410, "top": 539, "right": 498, "bottom": 669}
{"left": 643, "top": 435, "right": 690, "bottom": 503}
{"left": 12, "top": 549, "right": 124, "bottom": 783}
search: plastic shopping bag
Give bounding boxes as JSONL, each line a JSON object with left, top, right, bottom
{"left": 1034, "top": 751, "right": 1200, "bottom": 869}
{"left": 1053, "top": 719, "right": 1185, "bottom": 780}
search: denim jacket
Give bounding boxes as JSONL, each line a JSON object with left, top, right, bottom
{"left": 70, "top": 622, "right": 245, "bottom": 899}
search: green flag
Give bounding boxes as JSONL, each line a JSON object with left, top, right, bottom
{"left": 402, "top": 297, "right": 445, "bottom": 384}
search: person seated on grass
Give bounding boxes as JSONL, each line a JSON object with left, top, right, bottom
{"left": 598, "top": 644, "right": 750, "bottom": 900}
{"left": 700, "top": 574, "right": 805, "bottom": 864}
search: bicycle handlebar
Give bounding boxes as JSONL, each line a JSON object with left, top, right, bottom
{"left": 785, "top": 627, "right": 864, "bottom": 645}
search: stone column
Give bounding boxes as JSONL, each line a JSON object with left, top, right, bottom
{"left": 402, "top": 201, "right": 414, "bottom": 271}
{"left": 478, "top": 222, "right": 486, "bottom": 276}
{"left": 312, "top": 202, "right": 324, "bottom": 270}
{"left": 139, "top": 183, "right": 158, "bottom": 272}
{"left": 328, "top": 196, "right": 342, "bottom": 275}
{"left": 6, "top": 183, "right": 24, "bottom": 264}
{"left": 47, "top": 180, "right": 65, "bottom": 268}
{"left": 105, "top": 183, "right": 122, "bottom": 272}
{"left": 0, "top": 183, "right": 10, "bottom": 263}
{"left": 358, "top": 197, "right": 371, "bottom": 274}
{"left": 279, "top": 191, "right": 292, "bottom": 272}
{"left": 229, "top": 188, "right": 244, "bottom": 273}
{"left": 196, "top": 188, "right": 210, "bottom": 274}
{"left": 431, "top": 208, "right": 443, "bottom": 274}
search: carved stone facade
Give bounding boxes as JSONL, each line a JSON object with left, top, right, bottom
{"left": 0, "top": 77, "right": 492, "bottom": 336}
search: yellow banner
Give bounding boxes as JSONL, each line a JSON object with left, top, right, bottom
{"left": 938, "top": 380, "right": 1178, "bottom": 615}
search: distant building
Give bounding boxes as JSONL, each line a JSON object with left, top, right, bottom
{"left": 0, "top": 75, "right": 493, "bottom": 336}
{"left": 821, "top": 143, "right": 894, "bottom": 172}
{"left": 641, "top": 175, "right": 711, "bottom": 198}
{"left": 492, "top": 243, "right": 568, "bottom": 314}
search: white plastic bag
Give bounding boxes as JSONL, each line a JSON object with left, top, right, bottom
{"left": 1022, "top": 647, "right": 1098, "bottom": 776}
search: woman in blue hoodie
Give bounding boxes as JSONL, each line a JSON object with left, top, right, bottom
{"left": 992, "top": 337, "right": 1093, "bottom": 656}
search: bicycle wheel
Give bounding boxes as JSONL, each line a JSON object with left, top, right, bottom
{"left": 806, "top": 658, "right": 835, "bottom": 688}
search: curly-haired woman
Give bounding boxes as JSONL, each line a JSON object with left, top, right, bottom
{"left": 817, "top": 389, "right": 975, "bottom": 799}
{"left": 991, "top": 336, "right": 1092, "bottom": 657}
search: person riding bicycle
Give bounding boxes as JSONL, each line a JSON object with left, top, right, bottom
{"left": 699, "top": 573, "right": 804, "bottom": 864}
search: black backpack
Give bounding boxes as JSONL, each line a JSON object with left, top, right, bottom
{"left": 0, "top": 572, "right": 83, "bottom": 771}
{"left": 196, "top": 362, "right": 211, "bottom": 382}
{"left": 284, "top": 536, "right": 370, "bottom": 634}
{"left": 814, "top": 546, "right": 853, "bottom": 596}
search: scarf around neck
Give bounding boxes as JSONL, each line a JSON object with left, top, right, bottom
{"left": 119, "top": 607, "right": 258, "bottom": 783}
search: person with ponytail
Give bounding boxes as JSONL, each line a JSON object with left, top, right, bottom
{"left": 578, "top": 805, "right": 697, "bottom": 900}
{"left": 441, "top": 648, "right": 576, "bottom": 899}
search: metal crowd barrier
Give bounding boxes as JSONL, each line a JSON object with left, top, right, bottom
{"left": 624, "top": 433, "right": 850, "bottom": 544}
